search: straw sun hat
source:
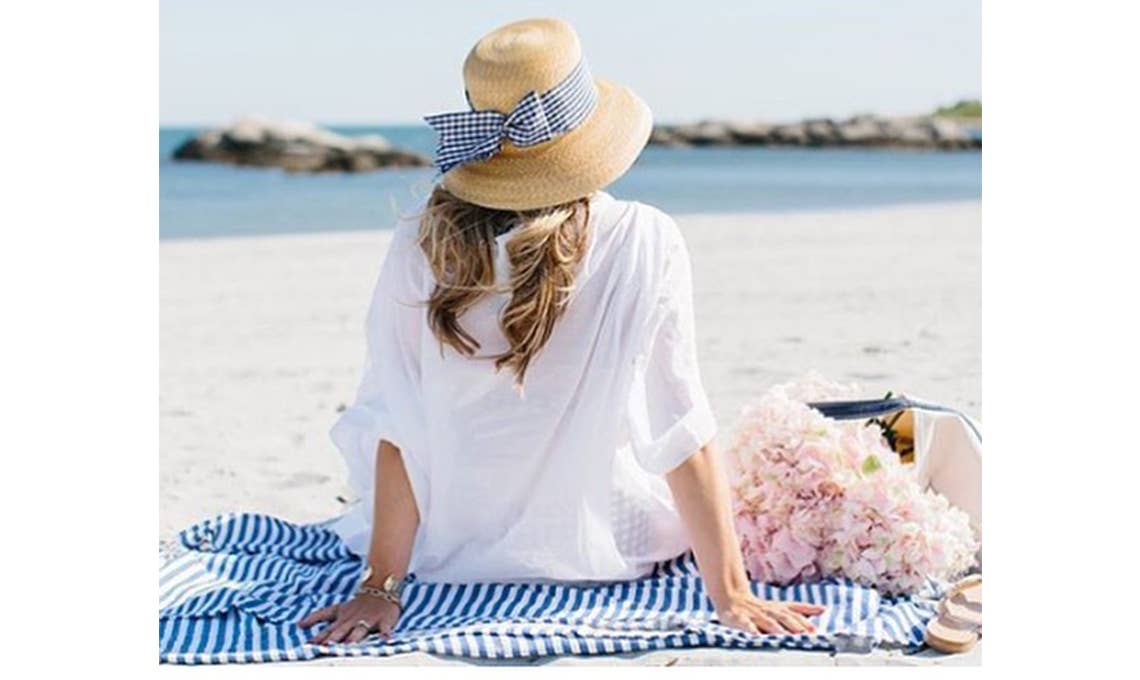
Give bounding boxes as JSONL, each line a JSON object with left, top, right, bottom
{"left": 424, "top": 17, "right": 653, "bottom": 211}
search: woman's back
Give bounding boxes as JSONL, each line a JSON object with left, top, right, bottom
{"left": 304, "top": 19, "right": 823, "bottom": 643}
{"left": 330, "top": 190, "right": 717, "bottom": 583}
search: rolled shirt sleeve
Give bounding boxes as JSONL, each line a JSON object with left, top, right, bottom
{"left": 329, "top": 217, "right": 430, "bottom": 518}
{"left": 626, "top": 215, "right": 717, "bottom": 475}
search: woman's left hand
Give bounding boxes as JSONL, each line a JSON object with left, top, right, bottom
{"left": 299, "top": 593, "right": 402, "bottom": 645}
{"left": 714, "top": 590, "right": 826, "bottom": 635}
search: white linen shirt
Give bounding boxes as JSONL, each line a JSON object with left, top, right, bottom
{"left": 327, "top": 190, "right": 717, "bottom": 584}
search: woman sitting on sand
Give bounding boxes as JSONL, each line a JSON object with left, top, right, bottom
{"left": 298, "top": 18, "right": 824, "bottom": 644}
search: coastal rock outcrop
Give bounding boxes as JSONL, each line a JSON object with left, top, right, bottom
{"left": 650, "top": 115, "right": 981, "bottom": 150}
{"left": 172, "top": 118, "right": 431, "bottom": 172}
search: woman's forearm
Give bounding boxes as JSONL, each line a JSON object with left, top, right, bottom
{"left": 364, "top": 439, "right": 420, "bottom": 585}
{"left": 664, "top": 442, "right": 751, "bottom": 608}
{"left": 300, "top": 438, "right": 417, "bottom": 641}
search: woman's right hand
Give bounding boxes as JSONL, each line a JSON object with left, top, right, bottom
{"left": 299, "top": 594, "right": 402, "bottom": 644}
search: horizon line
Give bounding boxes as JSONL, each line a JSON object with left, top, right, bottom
{"left": 160, "top": 103, "right": 982, "bottom": 130}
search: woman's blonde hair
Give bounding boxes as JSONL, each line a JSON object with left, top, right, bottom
{"left": 418, "top": 186, "right": 591, "bottom": 387}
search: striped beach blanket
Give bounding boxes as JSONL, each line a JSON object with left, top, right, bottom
{"left": 159, "top": 512, "right": 944, "bottom": 664}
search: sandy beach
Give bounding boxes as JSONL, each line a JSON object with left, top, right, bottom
{"left": 159, "top": 200, "right": 981, "bottom": 665}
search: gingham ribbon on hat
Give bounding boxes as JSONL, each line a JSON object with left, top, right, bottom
{"left": 424, "top": 59, "right": 598, "bottom": 173}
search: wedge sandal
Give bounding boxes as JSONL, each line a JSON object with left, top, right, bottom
{"left": 924, "top": 574, "right": 982, "bottom": 654}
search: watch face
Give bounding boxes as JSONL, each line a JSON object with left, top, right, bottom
{"left": 382, "top": 575, "right": 404, "bottom": 595}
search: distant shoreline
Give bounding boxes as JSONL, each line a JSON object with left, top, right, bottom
{"left": 160, "top": 197, "right": 982, "bottom": 243}
{"left": 649, "top": 114, "right": 981, "bottom": 151}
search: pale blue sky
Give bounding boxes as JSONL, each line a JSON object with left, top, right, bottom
{"left": 160, "top": 0, "right": 980, "bottom": 126}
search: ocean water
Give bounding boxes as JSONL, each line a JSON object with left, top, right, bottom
{"left": 159, "top": 125, "right": 981, "bottom": 240}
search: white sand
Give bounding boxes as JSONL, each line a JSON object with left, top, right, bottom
{"left": 159, "top": 201, "right": 981, "bottom": 664}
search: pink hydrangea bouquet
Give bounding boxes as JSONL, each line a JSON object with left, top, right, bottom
{"left": 727, "top": 373, "right": 978, "bottom": 595}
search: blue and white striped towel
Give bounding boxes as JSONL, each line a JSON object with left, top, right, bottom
{"left": 159, "top": 512, "right": 944, "bottom": 664}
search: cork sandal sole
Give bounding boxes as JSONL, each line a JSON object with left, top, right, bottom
{"left": 925, "top": 617, "right": 980, "bottom": 654}
{"left": 925, "top": 575, "right": 982, "bottom": 654}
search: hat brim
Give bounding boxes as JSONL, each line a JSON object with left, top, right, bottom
{"left": 441, "top": 79, "right": 652, "bottom": 211}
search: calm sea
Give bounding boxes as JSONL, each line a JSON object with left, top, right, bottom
{"left": 159, "top": 125, "right": 981, "bottom": 240}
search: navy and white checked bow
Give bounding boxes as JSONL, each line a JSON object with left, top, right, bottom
{"left": 424, "top": 59, "right": 598, "bottom": 173}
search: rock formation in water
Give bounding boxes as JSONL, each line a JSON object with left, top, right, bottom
{"left": 649, "top": 115, "right": 981, "bottom": 150}
{"left": 172, "top": 117, "right": 431, "bottom": 172}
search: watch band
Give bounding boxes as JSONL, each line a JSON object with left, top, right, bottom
{"left": 356, "top": 584, "right": 402, "bottom": 610}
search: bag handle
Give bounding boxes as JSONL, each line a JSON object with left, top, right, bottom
{"left": 808, "top": 396, "right": 982, "bottom": 443}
